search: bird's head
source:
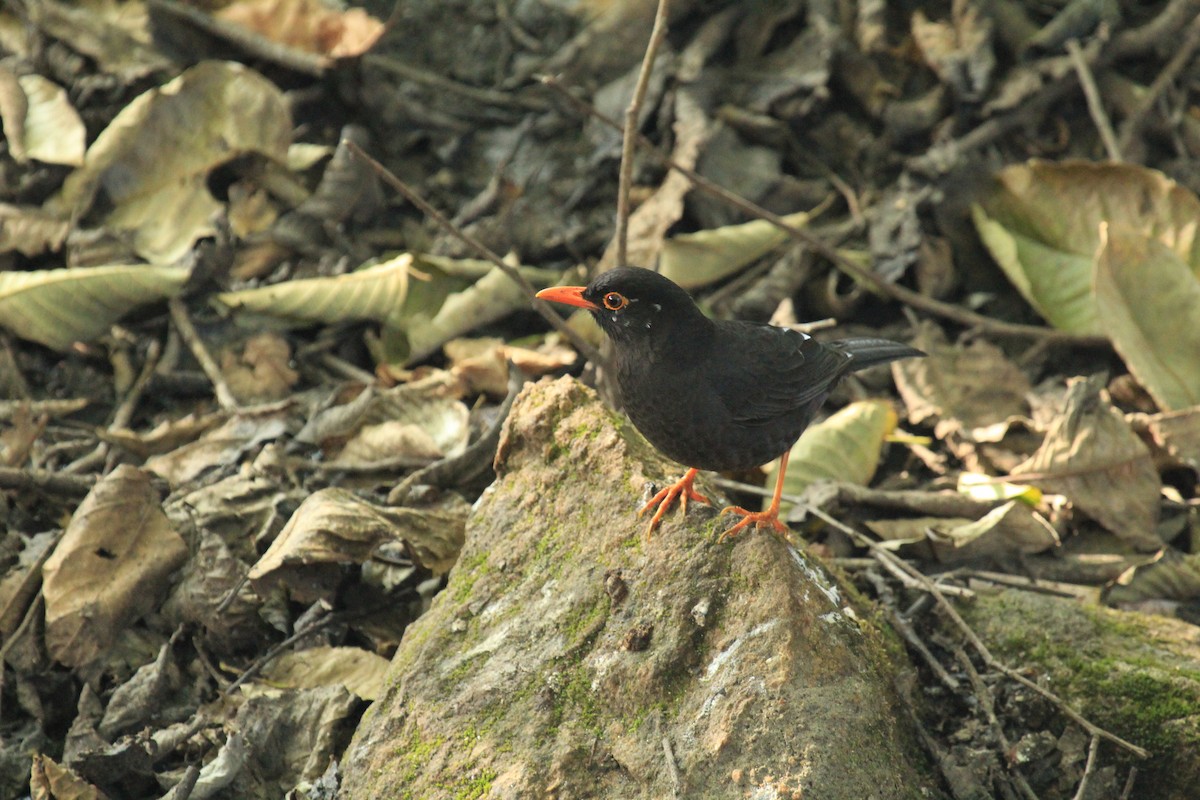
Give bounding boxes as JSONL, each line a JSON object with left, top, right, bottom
{"left": 535, "top": 267, "right": 709, "bottom": 350}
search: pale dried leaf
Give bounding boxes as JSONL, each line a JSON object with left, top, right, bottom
{"left": 29, "top": 753, "right": 106, "bottom": 800}
{"left": 144, "top": 408, "right": 290, "bottom": 486}
{"left": 41, "top": 466, "right": 188, "bottom": 667}
{"left": 218, "top": 0, "right": 385, "bottom": 59}
{"left": 51, "top": 61, "right": 291, "bottom": 263}
{"left": 17, "top": 74, "right": 86, "bottom": 166}
{"left": 867, "top": 501, "right": 1059, "bottom": 563}
{"left": 262, "top": 645, "right": 390, "bottom": 700}
{"left": 333, "top": 421, "right": 444, "bottom": 467}
{"left": 972, "top": 160, "right": 1200, "bottom": 334}
{"left": 1094, "top": 225, "right": 1200, "bottom": 411}
{"left": 599, "top": 88, "right": 708, "bottom": 274}
{"left": 1108, "top": 550, "right": 1200, "bottom": 605}
{"left": 0, "top": 203, "right": 71, "bottom": 257}
{"left": 217, "top": 255, "right": 419, "bottom": 327}
{"left": 659, "top": 208, "right": 820, "bottom": 289}
{"left": 297, "top": 372, "right": 467, "bottom": 456}
{"left": 1138, "top": 406, "right": 1200, "bottom": 470}
{"left": 220, "top": 332, "right": 300, "bottom": 404}
{"left": 100, "top": 411, "right": 227, "bottom": 459}
{"left": 0, "top": 264, "right": 187, "bottom": 351}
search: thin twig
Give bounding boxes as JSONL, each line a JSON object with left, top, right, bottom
{"left": 169, "top": 298, "right": 240, "bottom": 411}
{"left": 540, "top": 76, "right": 1108, "bottom": 346}
{"left": 1116, "top": 14, "right": 1200, "bottom": 153}
{"left": 1072, "top": 735, "right": 1101, "bottom": 800}
{"left": 0, "top": 592, "right": 46, "bottom": 719}
{"left": 1066, "top": 39, "right": 1123, "bottom": 161}
{"left": 615, "top": 0, "right": 670, "bottom": 267}
{"left": 0, "top": 466, "right": 96, "bottom": 496}
{"left": 110, "top": 338, "right": 162, "bottom": 430}
{"left": 344, "top": 141, "right": 607, "bottom": 369}
{"left": 365, "top": 54, "right": 547, "bottom": 113}
{"left": 1119, "top": 766, "right": 1139, "bottom": 800}
{"left": 951, "top": 643, "right": 1040, "bottom": 800}
{"left": 808, "top": 506, "right": 1150, "bottom": 759}
{"left": 864, "top": 570, "right": 961, "bottom": 692}
{"left": 661, "top": 735, "right": 681, "bottom": 797}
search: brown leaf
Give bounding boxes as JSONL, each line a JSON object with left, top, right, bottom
{"left": 892, "top": 320, "right": 1030, "bottom": 437}
{"left": 1011, "top": 377, "right": 1162, "bottom": 551}
{"left": 41, "top": 466, "right": 187, "bottom": 668}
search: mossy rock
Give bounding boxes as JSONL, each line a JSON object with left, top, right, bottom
{"left": 963, "top": 589, "right": 1200, "bottom": 799}
{"left": 340, "top": 377, "right": 942, "bottom": 799}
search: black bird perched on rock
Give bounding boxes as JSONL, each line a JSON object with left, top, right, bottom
{"left": 536, "top": 266, "right": 923, "bottom": 539}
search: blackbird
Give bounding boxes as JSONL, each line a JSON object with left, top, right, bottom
{"left": 536, "top": 266, "right": 923, "bottom": 539}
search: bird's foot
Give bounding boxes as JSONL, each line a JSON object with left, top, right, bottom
{"left": 716, "top": 505, "right": 788, "bottom": 542}
{"left": 639, "top": 468, "right": 711, "bottom": 537}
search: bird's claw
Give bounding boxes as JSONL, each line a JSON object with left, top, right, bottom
{"left": 716, "top": 505, "right": 788, "bottom": 542}
{"left": 639, "top": 468, "right": 711, "bottom": 538}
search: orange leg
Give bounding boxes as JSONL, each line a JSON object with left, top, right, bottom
{"left": 718, "top": 450, "right": 791, "bottom": 542}
{"left": 638, "top": 468, "right": 712, "bottom": 537}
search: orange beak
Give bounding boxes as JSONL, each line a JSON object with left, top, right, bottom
{"left": 535, "top": 285, "right": 598, "bottom": 310}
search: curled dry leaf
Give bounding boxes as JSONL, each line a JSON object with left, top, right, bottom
{"left": 161, "top": 531, "right": 268, "bottom": 653}
{"left": 867, "top": 500, "right": 1059, "bottom": 564}
{"left": 41, "top": 465, "right": 187, "bottom": 668}
{"left": 332, "top": 421, "right": 446, "bottom": 468}
{"left": 298, "top": 372, "right": 468, "bottom": 459}
{"left": 602, "top": 88, "right": 708, "bottom": 277}
{"left": 1011, "top": 377, "right": 1162, "bottom": 552}
{"left": 1135, "top": 406, "right": 1200, "bottom": 471}
{"left": 50, "top": 60, "right": 292, "bottom": 264}
{"left": 100, "top": 411, "right": 228, "bottom": 460}
{"left": 29, "top": 753, "right": 104, "bottom": 800}
{"left": 445, "top": 336, "right": 577, "bottom": 397}
{"left": 25, "top": 0, "right": 172, "bottom": 82}
{"left": 0, "top": 203, "right": 71, "bottom": 258}
{"left": 144, "top": 407, "right": 291, "bottom": 487}
{"left": 910, "top": 2, "right": 995, "bottom": 102}
{"left": 0, "top": 530, "right": 57, "bottom": 639}
{"left": 220, "top": 332, "right": 301, "bottom": 404}
{"left": 248, "top": 488, "right": 468, "bottom": 602}
{"left": 1107, "top": 550, "right": 1200, "bottom": 607}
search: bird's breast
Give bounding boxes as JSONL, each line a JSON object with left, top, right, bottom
{"left": 614, "top": 359, "right": 809, "bottom": 472}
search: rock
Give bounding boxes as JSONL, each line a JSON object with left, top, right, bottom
{"left": 962, "top": 588, "right": 1200, "bottom": 800}
{"left": 339, "top": 376, "right": 938, "bottom": 799}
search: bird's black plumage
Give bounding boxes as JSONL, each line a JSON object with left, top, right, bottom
{"left": 536, "top": 266, "right": 923, "bottom": 536}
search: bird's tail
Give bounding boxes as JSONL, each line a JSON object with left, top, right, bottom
{"left": 829, "top": 338, "right": 925, "bottom": 372}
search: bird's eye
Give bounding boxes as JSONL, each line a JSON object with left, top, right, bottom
{"left": 603, "top": 292, "right": 628, "bottom": 311}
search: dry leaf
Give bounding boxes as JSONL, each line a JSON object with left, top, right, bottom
{"left": 262, "top": 645, "right": 390, "bottom": 700}
{"left": 1011, "top": 377, "right": 1162, "bottom": 552}
{"left": 42, "top": 466, "right": 188, "bottom": 668}
{"left": 248, "top": 488, "right": 468, "bottom": 601}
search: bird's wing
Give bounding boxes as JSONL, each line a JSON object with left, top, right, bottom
{"left": 706, "top": 321, "right": 852, "bottom": 426}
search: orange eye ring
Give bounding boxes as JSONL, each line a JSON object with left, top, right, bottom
{"left": 603, "top": 292, "right": 628, "bottom": 311}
